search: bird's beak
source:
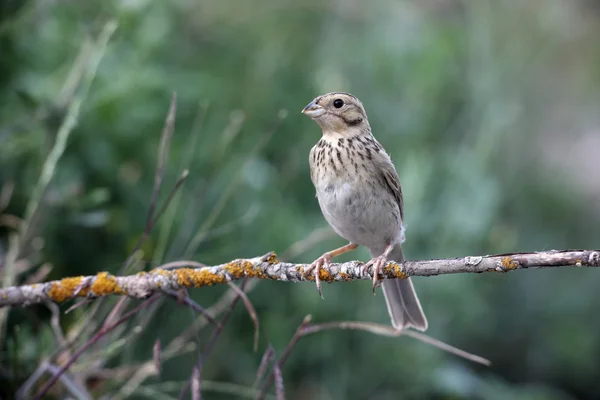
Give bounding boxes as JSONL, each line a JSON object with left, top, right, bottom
{"left": 301, "top": 100, "right": 325, "bottom": 118}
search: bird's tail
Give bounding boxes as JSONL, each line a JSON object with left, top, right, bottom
{"left": 370, "top": 245, "right": 428, "bottom": 331}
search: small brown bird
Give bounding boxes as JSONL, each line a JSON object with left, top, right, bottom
{"left": 301, "top": 92, "right": 427, "bottom": 331}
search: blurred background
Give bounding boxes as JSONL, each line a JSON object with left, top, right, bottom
{"left": 2, "top": 0, "right": 600, "bottom": 399}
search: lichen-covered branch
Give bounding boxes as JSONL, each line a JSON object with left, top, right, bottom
{"left": 2, "top": 249, "right": 599, "bottom": 307}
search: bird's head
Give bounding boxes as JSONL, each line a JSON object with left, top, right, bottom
{"left": 301, "top": 92, "right": 369, "bottom": 135}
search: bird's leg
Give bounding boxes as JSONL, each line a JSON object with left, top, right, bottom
{"left": 361, "top": 243, "right": 395, "bottom": 294}
{"left": 304, "top": 243, "right": 359, "bottom": 298}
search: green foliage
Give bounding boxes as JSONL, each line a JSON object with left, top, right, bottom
{"left": 2, "top": 0, "right": 600, "bottom": 398}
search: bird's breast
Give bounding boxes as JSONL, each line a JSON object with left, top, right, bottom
{"left": 308, "top": 136, "right": 403, "bottom": 247}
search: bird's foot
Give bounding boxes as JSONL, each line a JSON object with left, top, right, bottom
{"left": 304, "top": 254, "right": 332, "bottom": 299}
{"left": 361, "top": 255, "right": 388, "bottom": 295}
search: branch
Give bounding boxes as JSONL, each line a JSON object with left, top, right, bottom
{"left": 1, "top": 249, "right": 599, "bottom": 307}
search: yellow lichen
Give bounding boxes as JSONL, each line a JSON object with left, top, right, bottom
{"left": 174, "top": 268, "right": 226, "bottom": 287}
{"left": 265, "top": 252, "right": 279, "bottom": 264}
{"left": 153, "top": 269, "right": 171, "bottom": 277}
{"left": 501, "top": 257, "right": 519, "bottom": 270}
{"left": 91, "top": 272, "right": 125, "bottom": 295}
{"left": 338, "top": 272, "right": 352, "bottom": 282}
{"left": 48, "top": 276, "right": 85, "bottom": 302}
{"left": 224, "top": 260, "right": 267, "bottom": 279}
{"left": 384, "top": 263, "right": 408, "bottom": 280}
{"left": 317, "top": 268, "right": 332, "bottom": 282}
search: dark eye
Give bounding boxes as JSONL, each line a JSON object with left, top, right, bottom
{"left": 333, "top": 99, "right": 344, "bottom": 108}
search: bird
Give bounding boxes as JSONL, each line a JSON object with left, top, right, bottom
{"left": 301, "top": 92, "right": 428, "bottom": 331}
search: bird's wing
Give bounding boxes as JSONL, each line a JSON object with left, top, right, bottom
{"left": 309, "top": 144, "right": 318, "bottom": 186}
{"left": 373, "top": 148, "right": 404, "bottom": 221}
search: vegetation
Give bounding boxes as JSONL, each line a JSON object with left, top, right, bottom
{"left": 1, "top": 0, "right": 600, "bottom": 398}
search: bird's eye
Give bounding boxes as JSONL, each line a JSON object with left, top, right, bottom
{"left": 333, "top": 99, "right": 344, "bottom": 108}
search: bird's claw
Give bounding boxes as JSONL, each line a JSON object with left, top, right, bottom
{"left": 361, "top": 255, "right": 387, "bottom": 295}
{"left": 304, "top": 254, "right": 331, "bottom": 299}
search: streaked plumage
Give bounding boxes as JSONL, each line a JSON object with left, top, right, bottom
{"left": 302, "top": 92, "right": 427, "bottom": 331}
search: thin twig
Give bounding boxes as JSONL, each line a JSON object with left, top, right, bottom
{"left": 279, "top": 226, "right": 336, "bottom": 261}
{"left": 300, "top": 321, "right": 490, "bottom": 366}
{"left": 179, "top": 280, "right": 249, "bottom": 400}
{"left": 162, "top": 288, "right": 219, "bottom": 327}
{"left": 140, "top": 380, "right": 272, "bottom": 399}
{"left": 256, "top": 316, "right": 489, "bottom": 400}
{"left": 17, "top": 361, "right": 92, "bottom": 400}
{"left": 155, "top": 100, "right": 208, "bottom": 264}
{"left": 32, "top": 295, "right": 160, "bottom": 400}
{"left": 113, "top": 361, "right": 160, "bottom": 400}
{"left": 191, "top": 367, "right": 201, "bottom": 400}
{"left": 121, "top": 93, "right": 177, "bottom": 272}
{"left": 257, "top": 315, "right": 312, "bottom": 400}
{"left": 82, "top": 101, "right": 184, "bottom": 355}
{"left": 227, "top": 281, "right": 260, "bottom": 351}
{"left": 254, "top": 345, "right": 275, "bottom": 388}
{"left": 161, "top": 260, "right": 207, "bottom": 270}
{"left": 45, "top": 301, "right": 67, "bottom": 347}
{"left": 150, "top": 169, "right": 189, "bottom": 228}
{"left": 153, "top": 339, "right": 162, "bottom": 376}
{"left": 0, "top": 180, "right": 15, "bottom": 213}
{"left": 273, "top": 364, "right": 284, "bottom": 400}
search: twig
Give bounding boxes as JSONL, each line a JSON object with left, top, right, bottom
{"left": 253, "top": 345, "right": 275, "bottom": 388}
{"left": 273, "top": 364, "right": 284, "bottom": 400}
{"left": 154, "top": 339, "right": 162, "bottom": 375}
{"left": 257, "top": 315, "right": 312, "bottom": 400}
{"left": 279, "top": 226, "right": 336, "bottom": 261}
{"left": 2, "top": 249, "right": 599, "bottom": 307}
{"left": 154, "top": 100, "right": 208, "bottom": 264}
{"left": 113, "top": 361, "right": 160, "bottom": 400}
{"left": 17, "top": 361, "right": 92, "bottom": 400}
{"left": 256, "top": 316, "right": 489, "bottom": 399}
{"left": 192, "top": 367, "right": 201, "bottom": 400}
{"left": 179, "top": 280, "right": 249, "bottom": 400}
{"left": 32, "top": 295, "right": 160, "bottom": 400}
{"left": 162, "top": 288, "right": 219, "bottom": 327}
{"left": 83, "top": 100, "right": 185, "bottom": 352}
{"left": 121, "top": 93, "right": 178, "bottom": 272}
{"left": 0, "top": 180, "right": 15, "bottom": 213}
{"left": 227, "top": 281, "right": 260, "bottom": 351}
{"left": 161, "top": 260, "right": 207, "bottom": 270}
{"left": 140, "top": 380, "right": 272, "bottom": 399}
{"left": 150, "top": 169, "right": 189, "bottom": 228}
{"left": 300, "top": 321, "right": 490, "bottom": 366}
{"left": 45, "top": 301, "right": 67, "bottom": 347}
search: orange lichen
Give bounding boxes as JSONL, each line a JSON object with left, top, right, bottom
{"left": 153, "top": 269, "right": 171, "bottom": 278}
{"left": 91, "top": 272, "right": 125, "bottom": 295}
{"left": 317, "top": 268, "right": 332, "bottom": 282}
{"left": 338, "top": 272, "right": 352, "bottom": 282}
{"left": 174, "top": 268, "right": 226, "bottom": 287}
{"left": 501, "top": 257, "right": 519, "bottom": 270}
{"left": 225, "top": 260, "right": 260, "bottom": 279}
{"left": 384, "top": 263, "right": 408, "bottom": 280}
{"left": 264, "top": 252, "right": 279, "bottom": 264}
{"left": 48, "top": 276, "right": 85, "bottom": 302}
